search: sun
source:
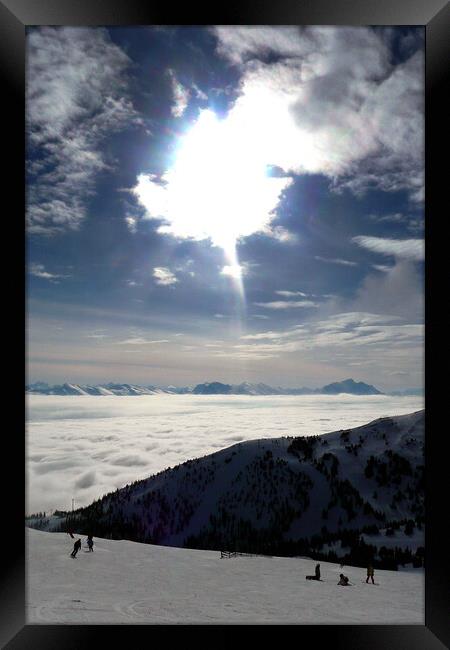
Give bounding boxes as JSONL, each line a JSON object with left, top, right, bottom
{"left": 134, "top": 109, "right": 291, "bottom": 261}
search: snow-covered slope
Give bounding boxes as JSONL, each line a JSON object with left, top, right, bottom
{"left": 29, "top": 411, "right": 424, "bottom": 568}
{"left": 26, "top": 528, "right": 424, "bottom": 624}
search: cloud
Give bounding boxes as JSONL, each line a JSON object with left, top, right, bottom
{"left": 276, "top": 290, "right": 308, "bottom": 297}
{"left": 368, "top": 212, "right": 404, "bottom": 224}
{"left": 109, "top": 454, "right": 149, "bottom": 467}
{"left": 125, "top": 216, "right": 138, "bottom": 233}
{"left": 74, "top": 470, "right": 97, "bottom": 490}
{"left": 314, "top": 256, "right": 358, "bottom": 267}
{"left": 115, "top": 338, "right": 169, "bottom": 345}
{"left": 352, "top": 236, "right": 424, "bottom": 261}
{"left": 221, "top": 264, "right": 247, "bottom": 279}
{"left": 234, "top": 310, "right": 423, "bottom": 360}
{"left": 269, "top": 226, "right": 299, "bottom": 243}
{"left": 241, "top": 330, "right": 293, "bottom": 341}
{"left": 27, "top": 392, "right": 424, "bottom": 513}
{"left": 349, "top": 261, "right": 424, "bottom": 321}
{"left": 372, "top": 264, "right": 394, "bottom": 273}
{"left": 29, "top": 263, "right": 69, "bottom": 281}
{"left": 368, "top": 213, "right": 424, "bottom": 233}
{"left": 85, "top": 333, "right": 109, "bottom": 339}
{"left": 153, "top": 267, "right": 178, "bottom": 285}
{"left": 133, "top": 26, "right": 424, "bottom": 253}
{"left": 212, "top": 26, "right": 424, "bottom": 202}
{"left": 26, "top": 27, "right": 143, "bottom": 234}
{"left": 167, "top": 69, "right": 190, "bottom": 117}
{"left": 254, "top": 300, "right": 319, "bottom": 310}
{"left": 213, "top": 27, "right": 308, "bottom": 64}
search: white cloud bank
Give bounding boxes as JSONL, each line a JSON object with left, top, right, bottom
{"left": 26, "top": 393, "right": 423, "bottom": 513}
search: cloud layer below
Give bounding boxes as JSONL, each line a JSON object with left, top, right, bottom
{"left": 26, "top": 393, "right": 423, "bottom": 514}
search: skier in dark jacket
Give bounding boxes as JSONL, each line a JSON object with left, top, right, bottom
{"left": 366, "top": 565, "right": 375, "bottom": 584}
{"left": 338, "top": 573, "right": 350, "bottom": 586}
{"left": 70, "top": 539, "right": 82, "bottom": 558}
{"left": 306, "top": 563, "right": 321, "bottom": 580}
{"left": 87, "top": 535, "right": 94, "bottom": 552}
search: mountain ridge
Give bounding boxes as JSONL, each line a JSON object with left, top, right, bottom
{"left": 26, "top": 377, "right": 384, "bottom": 396}
{"left": 28, "top": 410, "right": 425, "bottom": 569}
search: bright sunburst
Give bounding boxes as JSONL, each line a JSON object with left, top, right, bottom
{"left": 134, "top": 109, "right": 291, "bottom": 288}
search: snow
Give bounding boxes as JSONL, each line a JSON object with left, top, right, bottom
{"left": 27, "top": 528, "right": 424, "bottom": 624}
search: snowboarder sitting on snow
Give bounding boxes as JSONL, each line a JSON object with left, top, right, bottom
{"left": 87, "top": 535, "right": 94, "bottom": 552}
{"left": 337, "top": 573, "right": 350, "bottom": 586}
{"left": 306, "top": 563, "right": 321, "bottom": 580}
{"left": 366, "top": 564, "right": 375, "bottom": 584}
{"left": 70, "top": 539, "right": 82, "bottom": 558}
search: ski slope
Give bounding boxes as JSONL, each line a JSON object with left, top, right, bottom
{"left": 27, "top": 528, "right": 424, "bottom": 624}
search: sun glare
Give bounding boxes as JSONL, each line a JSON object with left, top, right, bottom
{"left": 134, "top": 109, "right": 291, "bottom": 261}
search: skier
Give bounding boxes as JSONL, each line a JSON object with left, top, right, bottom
{"left": 87, "top": 535, "right": 94, "bottom": 552}
{"left": 337, "top": 573, "right": 350, "bottom": 586}
{"left": 306, "top": 563, "right": 321, "bottom": 580}
{"left": 366, "top": 564, "right": 375, "bottom": 584}
{"left": 70, "top": 538, "right": 82, "bottom": 558}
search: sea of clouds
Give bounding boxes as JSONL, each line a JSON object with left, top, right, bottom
{"left": 26, "top": 394, "right": 424, "bottom": 514}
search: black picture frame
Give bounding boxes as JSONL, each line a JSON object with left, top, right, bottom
{"left": 2, "top": 0, "right": 448, "bottom": 647}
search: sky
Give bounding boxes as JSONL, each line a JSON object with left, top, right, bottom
{"left": 26, "top": 26, "right": 425, "bottom": 391}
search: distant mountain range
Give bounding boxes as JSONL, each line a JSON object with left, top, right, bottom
{"left": 25, "top": 382, "right": 186, "bottom": 396}
{"left": 192, "top": 378, "right": 382, "bottom": 396}
{"left": 28, "top": 410, "right": 425, "bottom": 569}
{"left": 26, "top": 378, "right": 385, "bottom": 396}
